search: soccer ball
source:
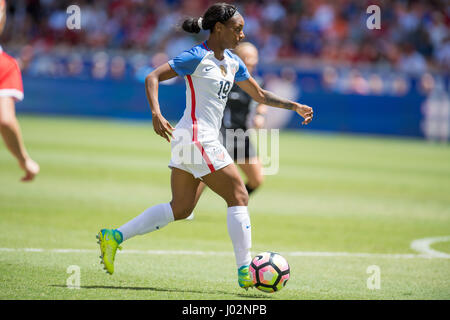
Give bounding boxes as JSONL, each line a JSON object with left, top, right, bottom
{"left": 249, "top": 251, "right": 290, "bottom": 293}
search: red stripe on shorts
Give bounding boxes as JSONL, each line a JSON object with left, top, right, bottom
{"left": 186, "top": 75, "right": 215, "bottom": 173}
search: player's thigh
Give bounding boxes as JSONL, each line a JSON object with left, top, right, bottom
{"left": 193, "top": 181, "right": 207, "bottom": 208}
{"left": 238, "top": 158, "right": 264, "bottom": 187}
{"left": 201, "top": 163, "right": 248, "bottom": 207}
{"left": 170, "top": 167, "right": 201, "bottom": 219}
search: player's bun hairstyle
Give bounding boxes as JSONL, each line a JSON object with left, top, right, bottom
{"left": 182, "top": 2, "right": 238, "bottom": 34}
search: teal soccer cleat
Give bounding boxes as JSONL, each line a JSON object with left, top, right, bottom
{"left": 96, "top": 229, "right": 122, "bottom": 275}
{"left": 237, "top": 265, "right": 254, "bottom": 290}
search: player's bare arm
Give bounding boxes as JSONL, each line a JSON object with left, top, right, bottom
{"left": 0, "top": 97, "right": 40, "bottom": 181}
{"left": 145, "top": 63, "right": 177, "bottom": 142}
{"left": 237, "top": 77, "right": 314, "bottom": 125}
{"left": 0, "top": 0, "right": 6, "bottom": 35}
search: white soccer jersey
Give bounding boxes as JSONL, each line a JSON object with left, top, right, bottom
{"left": 168, "top": 41, "right": 250, "bottom": 142}
{"left": 167, "top": 42, "right": 250, "bottom": 178}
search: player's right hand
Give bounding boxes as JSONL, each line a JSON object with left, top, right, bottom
{"left": 294, "top": 103, "right": 314, "bottom": 125}
{"left": 152, "top": 113, "right": 174, "bottom": 142}
{"left": 19, "top": 157, "right": 40, "bottom": 182}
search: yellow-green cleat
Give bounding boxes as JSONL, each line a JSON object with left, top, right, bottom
{"left": 96, "top": 229, "right": 122, "bottom": 275}
{"left": 238, "top": 265, "right": 254, "bottom": 291}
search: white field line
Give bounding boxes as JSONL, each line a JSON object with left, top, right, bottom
{"left": 0, "top": 244, "right": 449, "bottom": 259}
{"left": 410, "top": 236, "right": 450, "bottom": 259}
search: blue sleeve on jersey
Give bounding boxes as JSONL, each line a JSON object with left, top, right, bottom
{"left": 168, "top": 46, "right": 206, "bottom": 77}
{"left": 227, "top": 51, "right": 250, "bottom": 82}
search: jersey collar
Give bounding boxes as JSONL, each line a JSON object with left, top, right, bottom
{"left": 202, "top": 41, "right": 211, "bottom": 51}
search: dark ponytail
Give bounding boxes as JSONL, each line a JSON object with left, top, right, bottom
{"left": 182, "top": 17, "right": 202, "bottom": 34}
{"left": 182, "top": 2, "right": 238, "bottom": 33}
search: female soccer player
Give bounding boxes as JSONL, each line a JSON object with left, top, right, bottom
{"left": 0, "top": 0, "right": 40, "bottom": 181}
{"left": 97, "top": 3, "right": 313, "bottom": 290}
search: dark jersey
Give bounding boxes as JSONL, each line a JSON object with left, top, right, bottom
{"left": 222, "top": 77, "right": 263, "bottom": 130}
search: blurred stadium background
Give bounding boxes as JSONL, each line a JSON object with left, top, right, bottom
{"left": 2, "top": 0, "right": 449, "bottom": 139}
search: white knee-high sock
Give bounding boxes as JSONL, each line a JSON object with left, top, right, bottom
{"left": 118, "top": 203, "right": 174, "bottom": 241}
{"left": 227, "top": 206, "right": 252, "bottom": 268}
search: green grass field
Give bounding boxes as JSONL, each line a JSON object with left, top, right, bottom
{"left": 1, "top": 115, "right": 449, "bottom": 300}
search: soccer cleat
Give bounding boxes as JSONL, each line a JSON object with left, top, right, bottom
{"left": 96, "top": 229, "right": 122, "bottom": 275}
{"left": 237, "top": 265, "right": 254, "bottom": 290}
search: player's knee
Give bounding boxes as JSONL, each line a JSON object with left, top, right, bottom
{"left": 257, "top": 173, "right": 264, "bottom": 186}
{"left": 228, "top": 187, "right": 249, "bottom": 207}
{"left": 170, "top": 200, "right": 194, "bottom": 221}
{"left": 250, "top": 174, "right": 264, "bottom": 189}
{"left": 0, "top": 117, "right": 13, "bottom": 130}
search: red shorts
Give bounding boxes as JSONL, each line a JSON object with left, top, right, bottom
{"left": 0, "top": 49, "right": 24, "bottom": 101}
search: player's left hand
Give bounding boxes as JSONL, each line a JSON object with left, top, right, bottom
{"left": 152, "top": 113, "right": 174, "bottom": 142}
{"left": 294, "top": 103, "right": 313, "bottom": 125}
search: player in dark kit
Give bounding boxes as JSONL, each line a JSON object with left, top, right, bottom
{"left": 221, "top": 42, "right": 266, "bottom": 195}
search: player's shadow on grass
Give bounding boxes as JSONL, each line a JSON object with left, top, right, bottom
{"left": 51, "top": 284, "right": 271, "bottom": 299}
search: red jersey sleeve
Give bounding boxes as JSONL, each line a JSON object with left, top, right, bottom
{"left": 0, "top": 50, "right": 24, "bottom": 101}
